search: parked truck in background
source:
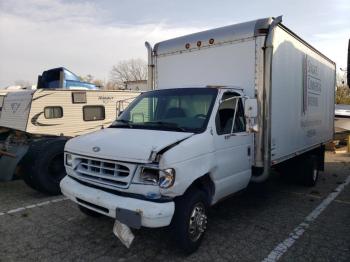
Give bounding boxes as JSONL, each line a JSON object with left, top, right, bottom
{"left": 0, "top": 67, "right": 140, "bottom": 194}
{"left": 60, "top": 17, "right": 336, "bottom": 253}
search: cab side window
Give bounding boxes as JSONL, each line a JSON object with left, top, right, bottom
{"left": 215, "top": 93, "right": 246, "bottom": 135}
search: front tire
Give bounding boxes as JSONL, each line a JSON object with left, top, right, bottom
{"left": 171, "top": 188, "right": 208, "bottom": 254}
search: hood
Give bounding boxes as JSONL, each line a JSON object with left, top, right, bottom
{"left": 65, "top": 128, "right": 194, "bottom": 163}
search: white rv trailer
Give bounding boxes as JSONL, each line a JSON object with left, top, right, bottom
{"left": 61, "top": 17, "right": 336, "bottom": 253}
{"left": 0, "top": 88, "right": 140, "bottom": 194}
{"left": 0, "top": 89, "right": 22, "bottom": 133}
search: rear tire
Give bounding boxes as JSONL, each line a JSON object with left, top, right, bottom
{"left": 78, "top": 205, "right": 102, "bottom": 217}
{"left": 22, "top": 138, "right": 67, "bottom": 195}
{"left": 171, "top": 188, "right": 208, "bottom": 254}
{"left": 300, "top": 155, "right": 319, "bottom": 187}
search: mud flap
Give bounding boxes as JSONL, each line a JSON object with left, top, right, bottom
{"left": 113, "top": 220, "right": 135, "bottom": 248}
{"left": 0, "top": 145, "right": 29, "bottom": 181}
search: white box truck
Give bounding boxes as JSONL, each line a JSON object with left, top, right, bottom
{"left": 60, "top": 17, "right": 336, "bottom": 253}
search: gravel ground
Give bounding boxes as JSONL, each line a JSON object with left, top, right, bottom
{"left": 0, "top": 152, "right": 349, "bottom": 262}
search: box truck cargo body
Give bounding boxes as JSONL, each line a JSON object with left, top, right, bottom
{"left": 153, "top": 17, "right": 335, "bottom": 167}
{"left": 60, "top": 17, "right": 336, "bottom": 253}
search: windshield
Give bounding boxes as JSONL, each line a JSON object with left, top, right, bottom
{"left": 110, "top": 88, "right": 218, "bottom": 133}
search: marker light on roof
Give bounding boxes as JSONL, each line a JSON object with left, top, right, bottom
{"left": 209, "top": 38, "right": 215, "bottom": 44}
{"left": 185, "top": 43, "right": 190, "bottom": 49}
{"left": 197, "top": 41, "right": 202, "bottom": 47}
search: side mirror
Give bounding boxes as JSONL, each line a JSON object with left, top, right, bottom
{"left": 118, "top": 110, "right": 124, "bottom": 117}
{"left": 244, "top": 98, "right": 258, "bottom": 118}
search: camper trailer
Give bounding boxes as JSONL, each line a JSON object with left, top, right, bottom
{"left": 0, "top": 75, "right": 140, "bottom": 195}
{"left": 61, "top": 17, "right": 335, "bottom": 253}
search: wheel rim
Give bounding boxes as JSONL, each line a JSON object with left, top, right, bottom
{"left": 48, "top": 153, "right": 66, "bottom": 183}
{"left": 188, "top": 202, "right": 207, "bottom": 242}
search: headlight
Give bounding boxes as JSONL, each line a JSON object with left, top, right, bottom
{"left": 65, "top": 153, "right": 73, "bottom": 167}
{"left": 140, "top": 167, "right": 176, "bottom": 188}
{"left": 159, "top": 168, "right": 175, "bottom": 188}
{"left": 140, "top": 168, "right": 159, "bottom": 185}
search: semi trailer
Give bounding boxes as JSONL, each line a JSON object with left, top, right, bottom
{"left": 60, "top": 17, "right": 336, "bottom": 253}
{"left": 0, "top": 67, "right": 140, "bottom": 194}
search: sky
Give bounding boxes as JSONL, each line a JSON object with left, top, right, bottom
{"left": 0, "top": 0, "right": 349, "bottom": 87}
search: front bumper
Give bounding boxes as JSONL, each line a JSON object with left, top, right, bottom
{"left": 60, "top": 176, "right": 175, "bottom": 228}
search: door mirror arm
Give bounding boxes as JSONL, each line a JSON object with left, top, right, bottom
{"left": 244, "top": 98, "right": 258, "bottom": 133}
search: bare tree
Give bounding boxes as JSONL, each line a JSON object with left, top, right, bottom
{"left": 336, "top": 85, "right": 350, "bottom": 104}
{"left": 78, "top": 74, "right": 105, "bottom": 88}
{"left": 336, "top": 71, "right": 350, "bottom": 104}
{"left": 79, "top": 74, "right": 94, "bottom": 83}
{"left": 104, "top": 81, "right": 119, "bottom": 90}
{"left": 92, "top": 79, "right": 104, "bottom": 88}
{"left": 110, "top": 58, "right": 147, "bottom": 89}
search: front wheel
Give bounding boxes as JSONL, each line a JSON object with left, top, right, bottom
{"left": 171, "top": 188, "right": 208, "bottom": 254}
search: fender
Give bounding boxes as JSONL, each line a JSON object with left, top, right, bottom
{"left": 158, "top": 131, "right": 215, "bottom": 198}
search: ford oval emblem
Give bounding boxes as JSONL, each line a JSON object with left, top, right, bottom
{"left": 92, "top": 146, "right": 100, "bottom": 152}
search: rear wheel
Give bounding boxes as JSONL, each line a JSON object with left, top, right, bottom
{"left": 300, "top": 155, "right": 319, "bottom": 187}
{"left": 171, "top": 188, "right": 208, "bottom": 254}
{"left": 22, "top": 138, "right": 67, "bottom": 195}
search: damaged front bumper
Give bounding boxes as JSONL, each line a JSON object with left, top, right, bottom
{"left": 60, "top": 176, "right": 175, "bottom": 228}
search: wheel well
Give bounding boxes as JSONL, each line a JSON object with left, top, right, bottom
{"left": 186, "top": 174, "right": 215, "bottom": 204}
{"left": 297, "top": 145, "right": 325, "bottom": 171}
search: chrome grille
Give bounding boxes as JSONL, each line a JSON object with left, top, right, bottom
{"left": 73, "top": 157, "right": 134, "bottom": 188}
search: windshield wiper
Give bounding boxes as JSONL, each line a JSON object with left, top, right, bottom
{"left": 145, "top": 121, "right": 187, "bottom": 132}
